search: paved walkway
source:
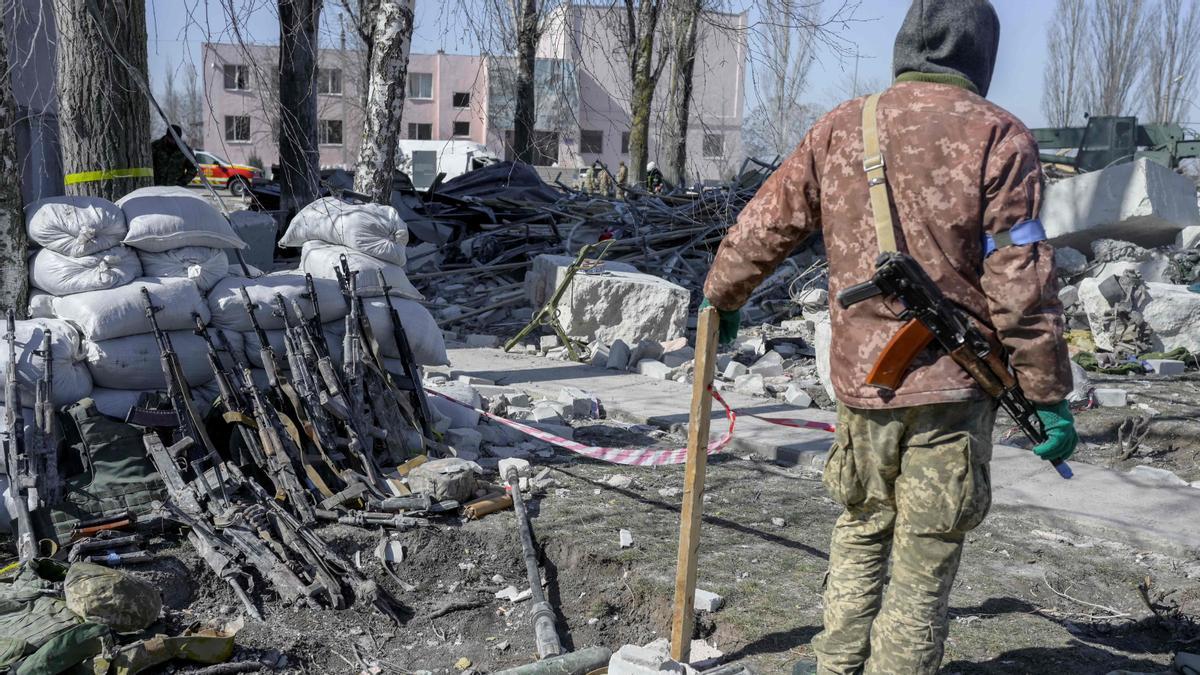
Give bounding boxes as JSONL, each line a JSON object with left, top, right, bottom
{"left": 444, "top": 348, "right": 1200, "bottom": 558}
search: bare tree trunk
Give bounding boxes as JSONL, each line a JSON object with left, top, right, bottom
{"left": 278, "top": 0, "right": 322, "bottom": 212}
{"left": 1143, "top": 0, "right": 1200, "bottom": 124}
{"left": 54, "top": 0, "right": 152, "bottom": 200}
{"left": 663, "top": 0, "right": 700, "bottom": 186}
{"left": 512, "top": 0, "right": 541, "bottom": 164}
{"left": 625, "top": 0, "right": 666, "bottom": 187}
{"left": 1086, "top": 0, "right": 1148, "bottom": 116}
{"left": 353, "top": 0, "right": 415, "bottom": 203}
{"left": 0, "top": 16, "right": 28, "bottom": 313}
{"left": 1042, "top": 0, "right": 1089, "bottom": 127}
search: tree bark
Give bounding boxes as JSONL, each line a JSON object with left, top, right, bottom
{"left": 353, "top": 0, "right": 415, "bottom": 203}
{"left": 278, "top": 0, "right": 323, "bottom": 212}
{"left": 625, "top": 0, "right": 665, "bottom": 188}
{"left": 0, "top": 13, "right": 28, "bottom": 313}
{"left": 512, "top": 0, "right": 541, "bottom": 164}
{"left": 664, "top": 0, "right": 700, "bottom": 186}
{"left": 54, "top": 0, "right": 152, "bottom": 201}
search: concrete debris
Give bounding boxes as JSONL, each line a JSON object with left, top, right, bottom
{"left": 619, "top": 529, "right": 634, "bottom": 549}
{"left": 722, "top": 361, "right": 749, "bottom": 379}
{"left": 1177, "top": 225, "right": 1200, "bottom": 249}
{"left": 605, "top": 474, "right": 634, "bottom": 489}
{"left": 637, "top": 359, "right": 674, "bottom": 381}
{"left": 1129, "top": 465, "right": 1189, "bottom": 486}
{"left": 734, "top": 373, "right": 766, "bottom": 396}
{"left": 1055, "top": 247, "right": 1089, "bottom": 276}
{"left": 608, "top": 641, "right": 691, "bottom": 675}
{"left": 446, "top": 428, "right": 483, "bottom": 456}
{"left": 693, "top": 588, "right": 724, "bottom": 612}
{"left": 526, "top": 254, "right": 639, "bottom": 307}
{"left": 1141, "top": 283, "right": 1200, "bottom": 353}
{"left": 748, "top": 350, "right": 785, "bottom": 377}
{"left": 465, "top": 334, "right": 501, "bottom": 348}
{"left": 784, "top": 383, "right": 813, "bottom": 407}
{"left": 1145, "top": 359, "right": 1186, "bottom": 376}
{"left": 607, "top": 339, "right": 632, "bottom": 370}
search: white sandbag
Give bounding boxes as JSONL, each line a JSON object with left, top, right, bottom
{"left": 84, "top": 331, "right": 216, "bottom": 390}
{"left": 117, "top": 186, "right": 246, "bottom": 252}
{"left": 242, "top": 328, "right": 342, "bottom": 370}
{"left": 300, "top": 242, "right": 423, "bottom": 300}
{"left": 25, "top": 196, "right": 127, "bottom": 257}
{"left": 29, "top": 245, "right": 141, "bottom": 296}
{"left": 207, "top": 271, "right": 348, "bottom": 332}
{"left": 138, "top": 246, "right": 229, "bottom": 292}
{"left": 280, "top": 198, "right": 408, "bottom": 265}
{"left": 0, "top": 318, "right": 93, "bottom": 408}
{"left": 27, "top": 291, "right": 55, "bottom": 319}
{"left": 53, "top": 277, "right": 211, "bottom": 341}
{"left": 325, "top": 298, "right": 447, "bottom": 366}
{"left": 92, "top": 380, "right": 223, "bottom": 419}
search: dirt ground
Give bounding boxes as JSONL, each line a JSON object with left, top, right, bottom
{"left": 11, "top": 416, "right": 1182, "bottom": 675}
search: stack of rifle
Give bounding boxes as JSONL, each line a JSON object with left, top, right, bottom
{"left": 120, "top": 257, "right": 444, "bottom": 621}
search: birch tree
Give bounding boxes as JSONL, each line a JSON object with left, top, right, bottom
{"left": 662, "top": 0, "right": 701, "bottom": 186}
{"left": 622, "top": 0, "right": 669, "bottom": 187}
{"left": 1042, "top": 0, "right": 1089, "bottom": 127}
{"left": 1142, "top": 0, "right": 1200, "bottom": 125}
{"left": 1085, "top": 0, "right": 1149, "bottom": 116}
{"left": 54, "top": 0, "right": 152, "bottom": 200}
{"left": 278, "top": 0, "right": 322, "bottom": 212}
{"left": 352, "top": 0, "right": 416, "bottom": 202}
{"left": 742, "top": 0, "right": 820, "bottom": 159}
{"left": 0, "top": 13, "right": 27, "bottom": 312}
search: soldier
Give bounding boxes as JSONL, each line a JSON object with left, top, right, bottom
{"left": 700, "top": 1, "right": 1077, "bottom": 673}
{"left": 596, "top": 160, "right": 613, "bottom": 197}
{"left": 645, "top": 161, "right": 664, "bottom": 193}
{"left": 615, "top": 160, "right": 628, "bottom": 199}
{"left": 151, "top": 125, "right": 198, "bottom": 187}
{"left": 584, "top": 162, "right": 598, "bottom": 194}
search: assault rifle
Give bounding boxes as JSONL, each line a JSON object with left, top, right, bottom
{"left": 31, "top": 330, "right": 60, "bottom": 506}
{"left": 4, "top": 310, "right": 37, "bottom": 561}
{"left": 838, "top": 251, "right": 1073, "bottom": 479}
{"left": 192, "top": 315, "right": 267, "bottom": 469}
{"left": 375, "top": 269, "right": 434, "bottom": 440}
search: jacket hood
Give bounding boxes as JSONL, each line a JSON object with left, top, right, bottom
{"left": 892, "top": 0, "right": 1000, "bottom": 97}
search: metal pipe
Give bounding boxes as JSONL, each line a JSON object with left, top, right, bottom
{"left": 490, "top": 646, "right": 612, "bottom": 675}
{"left": 506, "top": 467, "right": 563, "bottom": 660}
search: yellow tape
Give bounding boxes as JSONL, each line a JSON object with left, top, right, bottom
{"left": 64, "top": 167, "right": 153, "bottom": 186}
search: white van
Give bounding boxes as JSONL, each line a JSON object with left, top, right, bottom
{"left": 397, "top": 140, "right": 499, "bottom": 189}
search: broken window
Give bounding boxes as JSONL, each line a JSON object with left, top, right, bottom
{"left": 703, "top": 133, "right": 724, "bottom": 158}
{"left": 407, "top": 72, "right": 433, "bottom": 99}
{"left": 580, "top": 129, "right": 603, "bottom": 154}
{"left": 317, "top": 68, "right": 343, "bottom": 95}
{"left": 453, "top": 121, "right": 470, "bottom": 137}
{"left": 224, "top": 115, "right": 250, "bottom": 142}
{"left": 452, "top": 91, "right": 471, "bottom": 108}
{"left": 318, "top": 119, "right": 343, "bottom": 145}
{"left": 223, "top": 64, "right": 250, "bottom": 91}
{"left": 407, "top": 122, "right": 433, "bottom": 140}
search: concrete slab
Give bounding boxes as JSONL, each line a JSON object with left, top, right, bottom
{"left": 446, "top": 347, "right": 1200, "bottom": 558}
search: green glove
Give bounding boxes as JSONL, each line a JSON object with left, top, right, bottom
{"left": 699, "top": 298, "right": 741, "bottom": 345}
{"left": 1032, "top": 400, "right": 1078, "bottom": 462}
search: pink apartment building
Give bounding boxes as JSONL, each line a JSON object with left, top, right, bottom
{"left": 200, "top": 4, "right": 746, "bottom": 183}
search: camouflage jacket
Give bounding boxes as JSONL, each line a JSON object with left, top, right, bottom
{"left": 704, "top": 81, "right": 1072, "bottom": 409}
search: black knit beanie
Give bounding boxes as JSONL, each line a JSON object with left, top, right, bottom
{"left": 892, "top": 0, "right": 1001, "bottom": 96}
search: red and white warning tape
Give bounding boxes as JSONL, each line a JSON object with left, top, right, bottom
{"left": 424, "top": 386, "right": 835, "bottom": 467}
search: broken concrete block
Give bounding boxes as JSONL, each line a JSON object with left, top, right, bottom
{"left": 784, "top": 383, "right": 813, "bottom": 407}
{"left": 605, "top": 474, "right": 633, "bottom": 489}
{"left": 464, "top": 334, "right": 501, "bottom": 348}
{"left": 529, "top": 404, "right": 566, "bottom": 425}
{"left": 1093, "top": 388, "right": 1128, "bottom": 407}
{"left": 589, "top": 343, "right": 610, "bottom": 367}
{"left": 813, "top": 311, "right": 836, "bottom": 401}
{"left": 694, "top": 588, "right": 724, "bottom": 612}
{"left": 780, "top": 318, "right": 806, "bottom": 333}
{"left": 1058, "top": 284, "right": 1079, "bottom": 308}
{"left": 734, "top": 373, "right": 766, "bottom": 396}
{"left": 427, "top": 382, "right": 482, "bottom": 428}
{"left": 629, "top": 340, "right": 665, "bottom": 367}
{"left": 1177, "top": 225, "right": 1200, "bottom": 249}
{"left": 607, "top": 339, "right": 632, "bottom": 370}
{"left": 446, "top": 428, "right": 483, "bottom": 456}
{"left": 722, "top": 361, "right": 749, "bottom": 379}
{"left": 1055, "top": 247, "right": 1089, "bottom": 276}
{"left": 749, "top": 351, "right": 785, "bottom": 377}
{"left": 1042, "top": 158, "right": 1200, "bottom": 250}
{"left": 796, "top": 288, "right": 829, "bottom": 308}
{"left": 608, "top": 641, "right": 687, "bottom": 675}
{"left": 526, "top": 254, "right": 639, "bottom": 307}
{"left": 637, "top": 359, "right": 674, "bottom": 381}
{"left": 661, "top": 345, "right": 695, "bottom": 368}
{"left": 457, "top": 375, "right": 495, "bottom": 386}
{"left": 1142, "top": 283, "right": 1200, "bottom": 353}
{"left": 498, "top": 457, "right": 531, "bottom": 479}
{"left": 536, "top": 268, "right": 690, "bottom": 345}
{"left": 489, "top": 446, "right": 533, "bottom": 460}
{"left": 528, "top": 422, "right": 574, "bottom": 440}
{"left": 539, "top": 335, "right": 559, "bottom": 352}
{"left": 619, "top": 529, "right": 634, "bottom": 548}
{"left": 1076, "top": 276, "right": 1126, "bottom": 352}
{"left": 1130, "top": 465, "right": 1189, "bottom": 486}
{"left": 1145, "top": 358, "right": 1186, "bottom": 376}
{"left": 559, "top": 387, "right": 598, "bottom": 418}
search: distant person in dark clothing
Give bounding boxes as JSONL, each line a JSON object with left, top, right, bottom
{"left": 645, "top": 161, "right": 665, "bottom": 193}
{"left": 151, "top": 125, "right": 198, "bottom": 187}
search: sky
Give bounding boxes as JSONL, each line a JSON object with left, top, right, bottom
{"left": 145, "top": 0, "right": 1080, "bottom": 130}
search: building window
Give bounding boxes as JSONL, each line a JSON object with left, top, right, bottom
{"left": 621, "top": 132, "right": 630, "bottom": 154}
{"left": 407, "top": 72, "right": 433, "bottom": 99}
{"left": 407, "top": 122, "right": 432, "bottom": 140}
{"left": 317, "top": 68, "right": 343, "bottom": 95}
{"left": 224, "top": 115, "right": 250, "bottom": 142}
{"left": 452, "top": 121, "right": 470, "bottom": 137}
{"left": 223, "top": 64, "right": 250, "bottom": 91}
{"left": 703, "top": 133, "right": 724, "bottom": 158}
{"left": 503, "top": 130, "right": 559, "bottom": 165}
{"left": 452, "top": 92, "right": 470, "bottom": 108}
{"left": 580, "top": 129, "right": 603, "bottom": 154}
{"left": 318, "top": 119, "right": 343, "bottom": 145}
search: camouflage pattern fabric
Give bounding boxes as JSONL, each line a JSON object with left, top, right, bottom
{"left": 615, "top": 163, "right": 628, "bottom": 198}
{"left": 65, "top": 562, "right": 161, "bottom": 634}
{"left": 811, "top": 399, "right": 995, "bottom": 674}
{"left": 703, "top": 81, "right": 1071, "bottom": 408}
{"left": 151, "top": 136, "right": 198, "bottom": 187}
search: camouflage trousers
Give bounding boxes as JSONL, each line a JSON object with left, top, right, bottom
{"left": 811, "top": 399, "right": 996, "bottom": 675}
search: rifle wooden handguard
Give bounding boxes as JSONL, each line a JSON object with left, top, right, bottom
{"left": 867, "top": 319, "right": 935, "bottom": 392}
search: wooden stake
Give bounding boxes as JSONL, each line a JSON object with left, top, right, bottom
{"left": 670, "top": 306, "right": 720, "bottom": 663}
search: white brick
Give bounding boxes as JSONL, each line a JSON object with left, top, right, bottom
{"left": 693, "top": 588, "right": 724, "bottom": 612}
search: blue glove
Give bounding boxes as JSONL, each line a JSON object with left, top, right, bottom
{"left": 1032, "top": 401, "right": 1078, "bottom": 462}
{"left": 699, "top": 298, "right": 740, "bottom": 345}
